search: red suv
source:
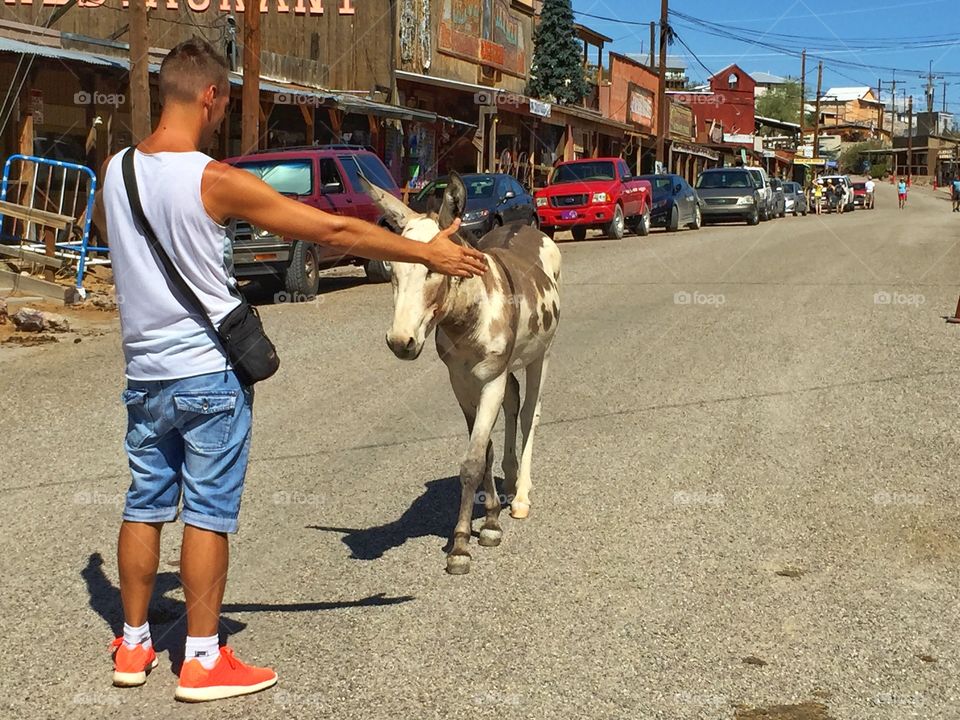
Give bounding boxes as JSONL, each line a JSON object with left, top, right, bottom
{"left": 223, "top": 145, "right": 400, "bottom": 297}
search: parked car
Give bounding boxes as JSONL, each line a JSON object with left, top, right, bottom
{"left": 535, "top": 158, "right": 652, "bottom": 240}
{"left": 746, "top": 166, "right": 774, "bottom": 220}
{"left": 768, "top": 177, "right": 787, "bottom": 218}
{"left": 782, "top": 181, "right": 808, "bottom": 216}
{"left": 851, "top": 181, "right": 867, "bottom": 207}
{"left": 818, "top": 174, "right": 856, "bottom": 212}
{"left": 695, "top": 168, "right": 763, "bottom": 225}
{"left": 638, "top": 173, "right": 702, "bottom": 231}
{"left": 409, "top": 173, "right": 536, "bottom": 239}
{"left": 223, "top": 145, "right": 399, "bottom": 296}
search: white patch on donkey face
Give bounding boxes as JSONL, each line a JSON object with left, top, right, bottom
{"left": 387, "top": 216, "right": 447, "bottom": 361}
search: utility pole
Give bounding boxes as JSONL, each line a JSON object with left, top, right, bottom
{"left": 942, "top": 80, "right": 948, "bottom": 113}
{"left": 129, "top": 0, "right": 151, "bottom": 143}
{"left": 799, "top": 50, "right": 806, "bottom": 138}
{"left": 907, "top": 95, "right": 913, "bottom": 184}
{"left": 655, "top": 0, "right": 669, "bottom": 171}
{"left": 880, "top": 71, "right": 897, "bottom": 141}
{"left": 877, "top": 77, "right": 883, "bottom": 138}
{"left": 919, "top": 60, "right": 944, "bottom": 114}
{"left": 241, "top": 0, "right": 261, "bottom": 153}
{"left": 812, "top": 61, "right": 823, "bottom": 159}
{"left": 648, "top": 22, "right": 655, "bottom": 67}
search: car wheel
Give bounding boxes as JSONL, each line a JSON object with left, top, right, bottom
{"left": 364, "top": 259, "right": 392, "bottom": 283}
{"left": 747, "top": 207, "right": 760, "bottom": 226}
{"left": 666, "top": 205, "right": 680, "bottom": 232}
{"left": 604, "top": 205, "right": 625, "bottom": 240}
{"left": 629, "top": 208, "right": 651, "bottom": 237}
{"left": 542, "top": 226, "right": 555, "bottom": 239}
{"left": 284, "top": 241, "right": 321, "bottom": 298}
{"left": 802, "top": 209, "right": 807, "bottom": 216}
{"left": 687, "top": 205, "right": 702, "bottom": 230}
{"left": 530, "top": 213, "right": 540, "bottom": 229}
{"left": 571, "top": 227, "right": 588, "bottom": 242}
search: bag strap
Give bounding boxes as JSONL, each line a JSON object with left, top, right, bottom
{"left": 120, "top": 146, "right": 218, "bottom": 333}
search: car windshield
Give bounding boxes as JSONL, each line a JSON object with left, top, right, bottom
{"left": 747, "top": 170, "right": 764, "bottom": 187}
{"left": 236, "top": 159, "right": 313, "bottom": 196}
{"left": 784, "top": 183, "right": 799, "bottom": 193}
{"left": 552, "top": 162, "right": 616, "bottom": 184}
{"left": 853, "top": 183, "right": 866, "bottom": 190}
{"left": 416, "top": 176, "right": 497, "bottom": 201}
{"left": 696, "top": 171, "right": 752, "bottom": 189}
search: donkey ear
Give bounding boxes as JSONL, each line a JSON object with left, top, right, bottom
{"left": 438, "top": 172, "right": 468, "bottom": 230}
{"left": 357, "top": 175, "right": 416, "bottom": 231}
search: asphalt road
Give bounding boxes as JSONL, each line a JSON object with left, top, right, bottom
{"left": 2, "top": 182, "right": 959, "bottom": 720}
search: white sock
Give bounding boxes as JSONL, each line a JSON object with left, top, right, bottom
{"left": 122, "top": 621, "right": 152, "bottom": 650}
{"left": 185, "top": 634, "right": 220, "bottom": 670}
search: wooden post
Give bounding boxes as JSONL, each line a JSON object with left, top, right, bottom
{"left": 129, "top": 0, "right": 151, "bottom": 143}
{"left": 648, "top": 22, "right": 655, "bottom": 67}
{"left": 241, "top": 0, "right": 261, "bottom": 154}
{"left": 907, "top": 95, "right": 913, "bottom": 183}
{"left": 655, "top": 0, "right": 668, "bottom": 169}
{"left": 813, "top": 61, "right": 823, "bottom": 159}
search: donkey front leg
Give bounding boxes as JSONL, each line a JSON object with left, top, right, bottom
{"left": 447, "top": 373, "right": 508, "bottom": 575}
{"left": 511, "top": 356, "right": 549, "bottom": 520}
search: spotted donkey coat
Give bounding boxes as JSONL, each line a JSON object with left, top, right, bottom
{"left": 362, "top": 174, "right": 561, "bottom": 574}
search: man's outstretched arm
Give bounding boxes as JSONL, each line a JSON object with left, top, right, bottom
{"left": 201, "top": 162, "right": 487, "bottom": 278}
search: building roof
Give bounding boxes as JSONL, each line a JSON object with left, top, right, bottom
{"left": 820, "top": 87, "right": 872, "bottom": 102}
{"left": 646, "top": 54, "right": 688, "bottom": 70}
{"left": 574, "top": 24, "right": 613, "bottom": 45}
{"left": 750, "top": 71, "right": 788, "bottom": 85}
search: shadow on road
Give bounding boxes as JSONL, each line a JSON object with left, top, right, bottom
{"left": 241, "top": 275, "right": 371, "bottom": 307}
{"left": 308, "top": 476, "right": 488, "bottom": 560}
{"left": 81, "top": 552, "right": 414, "bottom": 670}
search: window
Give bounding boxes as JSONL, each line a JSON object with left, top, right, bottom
{"left": 728, "top": 72, "right": 739, "bottom": 88}
{"left": 696, "top": 171, "right": 751, "bottom": 189}
{"left": 551, "top": 161, "right": 617, "bottom": 184}
{"left": 236, "top": 159, "right": 313, "bottom": 196}
{"left": 347, "top": 153, "right": 400, "bottom": 193}
{"left": 618, "top": 160, "right": 632, "bottom": 179}
{"left": 319, "top": 158, "right": 344, "bottom": 193}
{"left": 510, "top": 178, "right": 526, "bottom": 196}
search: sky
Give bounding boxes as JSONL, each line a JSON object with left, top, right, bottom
{"left": 571, "top": 0, "right": 960, "bottom": 111}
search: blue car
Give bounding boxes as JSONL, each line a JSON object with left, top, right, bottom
{"left": 637, "top": 173, "right": 703, "bottom": 231}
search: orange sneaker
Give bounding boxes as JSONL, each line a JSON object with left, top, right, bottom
{"left": 110, "top": 637, "right": 159, "bottom": 687}
{"left": 174, "top": 645, "right": 277, "bottom": 702}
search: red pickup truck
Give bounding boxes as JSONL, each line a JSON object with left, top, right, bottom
{"left": 534, "top": 158, "right": 652, "bottom": 240}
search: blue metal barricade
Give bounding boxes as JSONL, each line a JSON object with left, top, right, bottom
{"left": 0, "top": 154, "right": 104, "bottom": 297}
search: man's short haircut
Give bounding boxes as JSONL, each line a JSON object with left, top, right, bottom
{"left": 159, "top": 36, "right": 229, "bottom": 105}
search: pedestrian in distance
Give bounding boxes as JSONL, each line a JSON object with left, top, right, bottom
{"left": 99, "top": 36, "right": 486, "bottom": 703}
{"left": 952, "top": 175, "right": 960, "bottom": 213}
{"left": 865, "top": 177, "right": 876, "bottom": 210}
{"left": 813, "top": 181, "right": 823, "bottom": 215}
{"left": 898, "top": 177, "right": 908, "bottom": 209}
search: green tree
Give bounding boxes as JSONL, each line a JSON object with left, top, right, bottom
{"left": 755, "top": 81, "right": 802, "bottom": 123}
{"left": 527, "top": 0, "right": 591, "bottom": 105}
{"left": 839, "top": 140, "right": 884, "bottom": 174}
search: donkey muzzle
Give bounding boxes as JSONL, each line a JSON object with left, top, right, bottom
{"left": 386, "top": 332, "right": 422, "bottom": 360}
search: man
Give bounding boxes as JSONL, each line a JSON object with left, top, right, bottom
{"left": 951, "top": 175, "right": 960, "bottom": 213}
{"left": 101, "top": 38, "right": 486, "bottom": 702}
{"left": 898, "top": 177, "right": 908, "bottom": 209}
{"left": 865, "top": 177, "right": 876, "bottom": 210}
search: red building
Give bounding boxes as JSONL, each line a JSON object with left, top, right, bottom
{"left": 671, "top": 64, "right": 756, "bottom": 151}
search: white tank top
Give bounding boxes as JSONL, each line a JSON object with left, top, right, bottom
{"left": 103, "top": 148, "right": 241, "bottom": 381}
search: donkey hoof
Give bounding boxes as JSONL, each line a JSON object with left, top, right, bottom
{"left": 478, "top": 528, "right": 502, "bottom": 547}
{"left": 510, "top": 501, "right": 530, "bottom": 519}
{"left": 446, "top": 554, "right": 471, "bottom": 575}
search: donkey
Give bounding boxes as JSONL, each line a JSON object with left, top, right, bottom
{"left": 362, "top": 174, "right": 561, "bottom": 575}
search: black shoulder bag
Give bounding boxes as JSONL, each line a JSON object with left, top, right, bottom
{"left": 121, "top": 147, "right": 279, "bottom": 386}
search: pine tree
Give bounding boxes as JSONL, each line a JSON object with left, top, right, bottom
{"left": 527, "top": 0, "right": 591, "bottom": 105}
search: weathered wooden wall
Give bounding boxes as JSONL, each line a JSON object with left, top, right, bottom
{"left": 0, "top": 0, "right": 393, "bottom": 90}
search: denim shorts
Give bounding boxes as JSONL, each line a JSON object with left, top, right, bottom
{"left": 121, "top": 370, "right": 253, "bottom": 533}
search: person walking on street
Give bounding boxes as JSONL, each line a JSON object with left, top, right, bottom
{"left": 813, "top": 181, "right": 823, "bottom": 215}
{"left": 951, "top": 175, "right": 960, "bottom": 212}
{"left": 898, "top": 178, "right": 908, "bottom": 209}
{"left": 865, "top": 177, "right": 876, "bottom": 209}
{"left": 101, "top": 37, "right": 486, "bottom": 703}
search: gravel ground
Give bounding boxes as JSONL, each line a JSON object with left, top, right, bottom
{"left": 0, "top": 182, "right": 958, "bottom": 720}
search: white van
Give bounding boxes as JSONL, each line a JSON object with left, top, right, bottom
{"left": 746, "top": 166, "right": 774, "bottom": 221}
{"left": 819, "top": 175, "right": 855, "bottom": 212}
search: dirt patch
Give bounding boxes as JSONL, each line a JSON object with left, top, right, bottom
{"left": 0, "top": 295, "right": 117, "bottom": 349}
{"left": 742, "top": 656, "right": 768, "bottom": 667}
{"left": 734, "top": 701, "right": 836, "bottom": 720}
{"left": 775, "top": 566, "right": 805, "bottom": 578}
{"left": 2, "top": 333, "right": 59, "bottom": 346}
